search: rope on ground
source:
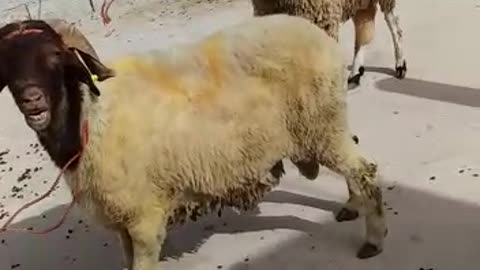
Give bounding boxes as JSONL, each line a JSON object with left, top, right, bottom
{"left": 0, "top": 151, "right": 81, "bottom": 235}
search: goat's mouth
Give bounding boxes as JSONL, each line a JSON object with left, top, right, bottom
{"left": 24, "top": 109, "right": 51, "bottom": 131}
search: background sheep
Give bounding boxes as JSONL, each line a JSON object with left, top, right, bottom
{"left": 251, "top": 0, "right": 407, "bottom": 86}
{"left": 0, "top": 15, "right": 387, "bottom": 270}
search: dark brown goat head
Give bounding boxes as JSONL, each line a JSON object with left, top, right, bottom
{"left": 0, "top": 19, "right": 114, "bottom": 132}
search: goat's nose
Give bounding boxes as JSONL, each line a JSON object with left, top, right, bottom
{"left": 22, "top": 87, "right": 43, "bottom": 103}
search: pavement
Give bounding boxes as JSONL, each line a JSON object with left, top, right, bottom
{"left": 1, "top": 0, "right": 480, "bottom": 269}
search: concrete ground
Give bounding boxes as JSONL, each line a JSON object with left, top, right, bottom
{"left": 1, "top": 0, "right": 480, "bottom": 269}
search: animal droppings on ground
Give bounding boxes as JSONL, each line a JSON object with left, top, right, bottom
{"left": 17, "top": 168, "right": 33, "bottom": 182}
{"left": 0, "top": 211, "right": 7, "bottom": 221}
{"left": 243, "top": 257, "right": 249, "bottom": 262}
{"left": 387, "top": 185, "right": 396, "bottom": 191}
{"left": 217, "top": 265, "right": 223, "bottom": 269}
{"left": 429, "top": 176, "right": 436, "bottom": 181}
{"left": 472, "top": 173, "right": 479, "bottom": 177}
{"left": 10, "top": 263, "right": 21, "bottom": 269}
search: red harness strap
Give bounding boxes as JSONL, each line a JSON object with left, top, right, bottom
{"left": 3, "top": 28, "right": 43, "bottom": 40}
{"left": 0, "top": 120, "right": 89, "bottom": 234}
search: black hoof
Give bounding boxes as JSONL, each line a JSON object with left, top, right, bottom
{"left": 395, "top": 61, "right": 407, "bottom": 79}
{"left": 335, "top": 207, "right": 359, "bottom": 222}
{"left": 356, "top": 242, "right": 382, "bottom": 259}
{"left": 347, "top": 66, "right": 365, "bottom": 88}
{"left": 352, "top": 135, "right": 359, "bottom": 144}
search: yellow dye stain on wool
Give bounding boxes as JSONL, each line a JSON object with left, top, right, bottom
{"left": 189, "top": 34, "right": 229, "bottom": 108}
{"left": 110, "top": 56, "right": 186, "bottom": 96}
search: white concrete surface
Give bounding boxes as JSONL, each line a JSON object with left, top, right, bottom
{"left": 1, "top": 0, "right": 480, "bottom": 269}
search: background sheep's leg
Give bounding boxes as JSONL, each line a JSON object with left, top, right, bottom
{"left": 380, "top": 0, "right": 407, "bottom": 79}
{"left": 118, "top": 228, "right": 134, "bottom": 270}
{"left": 128, "top": 214, "right": 167, "bottom": 270}
{"left": 347, "top": 3, "right": 377, "bottom": 86}
{"left": 318, "top": 138, "right": 387, "bottom": 259}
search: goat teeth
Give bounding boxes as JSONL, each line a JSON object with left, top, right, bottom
{"left": 29, "top": 111, "right": 47, "bottom": 121}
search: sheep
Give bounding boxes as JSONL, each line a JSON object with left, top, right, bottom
{"left": 251, "top": 0, "right": 407, "bottom": 87}
{"left": 0, "top": 15, "right": 387, "bottom": 270}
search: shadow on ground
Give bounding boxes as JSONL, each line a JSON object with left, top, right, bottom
{"left": 347, "top": 65, "right": 396, "bottom": 78}
{"left": 376, "top": 77, "right": 480, "bottom": 107}
{"left": 0, "top": 204, "right": 123, "bottom": 270}
{"left": 227, "top": 184, "right": 480, "bottom": 270}
{"left": 2, "top": 183, "right": 480, "bottom": 270}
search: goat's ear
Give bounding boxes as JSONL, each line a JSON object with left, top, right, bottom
{"left": 70, "top": 48, "right": 115, "bottom": 81}
{"left": 68, "top": 47, "right": 115, "bottom": 96}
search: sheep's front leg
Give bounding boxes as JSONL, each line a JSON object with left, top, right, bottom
{"left": 128, "top": 215, "right": 167, "bottom": 270}
{"left": 383, "top": 9, "right": 407, "bottom": 79}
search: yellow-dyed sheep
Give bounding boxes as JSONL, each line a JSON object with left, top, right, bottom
{"left": 251, "top": 0, "right": 407, "bottom": 86}
{"left": 0, "top": 15, "right": 387, "bottom": 270}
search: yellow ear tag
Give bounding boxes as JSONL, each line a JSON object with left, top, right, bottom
{"left": 91, "top": 74, "right": 99, "bottom": 82}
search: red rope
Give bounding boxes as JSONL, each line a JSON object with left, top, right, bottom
{"left": 0, "top": 121, "right": 89, "bottom": 235}
{"left": 100, "top": 0, "right": 116, "bottom": 25}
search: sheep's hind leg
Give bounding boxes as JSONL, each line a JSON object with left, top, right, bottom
{"left": 118, "top": 228, "right": 133, "bottom": 270}
{"left": 382, "top": 5, "right": 407, "bottom": 79}
{"left": 348, "top": 3, "right": 377, "bottom": 87}
{"left": 319, "top": 140, "right": 387, "bottom": 259}
{"left": 128, "top": 213, "right": 168, "bottom": 270}
{"left": 335, "top": 178, "right": 363, "bottom": 222}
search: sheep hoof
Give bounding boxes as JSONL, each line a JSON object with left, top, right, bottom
{"left": 356, "top": 242, "right": 382, "bottom": 259}
{"left": 347, "top": 66, "right": 365, "bottom": 88}
{"left": 335, "top": 207, "right": 359, "bottom": 222}
{"left": 395, "top": 60, "right": 407, "bottom": 79}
